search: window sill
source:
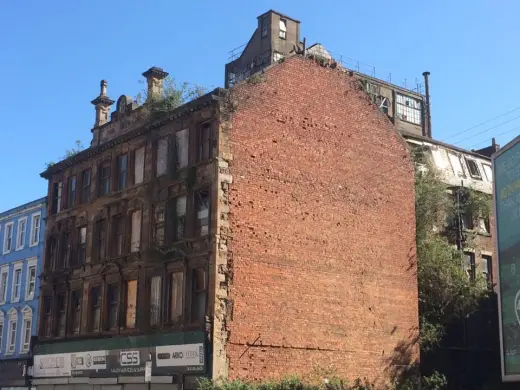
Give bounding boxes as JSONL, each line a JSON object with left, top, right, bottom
{"left": 29, "top": 242, "right": 39, "bottom": 248}
{"left": 15, "top": 246, "right": 24, "bottom": 252}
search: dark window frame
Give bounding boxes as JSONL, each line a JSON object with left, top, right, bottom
{"left": 112, "top": 215, "right": 124, "bottom": 257}
{"left": 68, "top": 176, "right": 77, "bottom": 208}
{"left": 51, "top": 181, "right": 63, "bottom": 214}
{"left": 69, "top": 289, "right": 82, "bottom": 335}
{"left": 190, "top": 267, "right": 207, "bottom": 324}
{"left": 90, "top": 286, "right": 102, "bottom": 332}
{"left": 194, "top": 189, "right": 210, "bottom": 237}
{"left": 99, "top": 161, "right": 111, "bottom": 196}
{"left": 197, "top": 122, "right": 212, "bottom": 162}
{"left": 116, "top": 154, "right": 128, "bottom": 191}
{"left": 106, "top": 283, "right": 119, "bottom": 331}
{"left": 465, "top": 158, "right": 482, "bottom": 180}
{"left": 95, "top": 219, "right": 106, "bottom": 262}
{"left": 80, "top": 169, "right": 92, "bottom": 204}
{"left": 55, "top": 293, "right": 67, "bottom": 337}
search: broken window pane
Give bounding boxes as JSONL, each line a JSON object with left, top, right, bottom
{"left": 176, "top": 196, "right": 187, "bottom": 240}
{"left": 195, "top": 190, "right": 209, "bottom": 237}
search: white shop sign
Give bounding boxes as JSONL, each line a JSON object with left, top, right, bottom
{"left": 34, "top": 353, "right": 71, "bottom": 377}
{"left": 155, "top": 343, "right": 204, "bottom": 367}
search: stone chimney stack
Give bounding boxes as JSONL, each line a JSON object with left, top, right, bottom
{"left": 91, "top": 80, "right": 114, "bottom": 127}
{"left": 142, "top": 67, "right": 169, "bottom": 102}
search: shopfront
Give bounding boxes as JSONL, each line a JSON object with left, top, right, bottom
{"left": 31, "top": 331, "right": 207, "bottom": 390}
{"left": 0, "top": 359, "right": 30, "bottom": 390}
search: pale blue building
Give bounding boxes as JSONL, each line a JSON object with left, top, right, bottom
{"left": 0, "top": 197, "right": 46, "bottom": 388}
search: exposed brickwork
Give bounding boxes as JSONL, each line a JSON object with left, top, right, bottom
{"left": 224, "top": 56, "right": 419, "bottom": 385}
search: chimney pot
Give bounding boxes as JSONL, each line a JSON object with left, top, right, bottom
{"left": 142, "top": 66, "right": 169, "bottom": 102}
{"left": 91, "top": 80, "right": 114, "bottom": 128}
{"left": 100, "top": 80, "right": 108, "bottom": 96}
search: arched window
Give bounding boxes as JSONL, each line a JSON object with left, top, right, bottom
{"left": 21, "top": 306, "right": 33, "bottom": 353}
{"left": 6, "top": 308, "right": 17, "bottom": 354}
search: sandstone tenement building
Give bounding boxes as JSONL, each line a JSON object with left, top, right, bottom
{"left": 33, "top": 42, "right": 418, "bottom": 390}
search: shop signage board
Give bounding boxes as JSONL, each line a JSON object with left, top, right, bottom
{"left": 33, "top": 343, "right": 205, "bottom": 378}
{"left": 493, "top": 135, "right": 520, "bottom": 382}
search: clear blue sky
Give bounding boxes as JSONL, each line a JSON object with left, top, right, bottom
{"left": 0, "top": 0, "right": 517, "bottom": 211}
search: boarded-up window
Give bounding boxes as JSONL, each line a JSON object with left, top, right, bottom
{"left": 131, "top": 210, "right": 141, "bottom": 252}
{"left": 134, "top": 147, "right": 145, "bottom": 184}
{"left": 170, "top": 271, "right": 184, "bottom": 323}
{"left": 70, "top": 290, "right": 81, "bottom": 334}
{"left": 176, "top": 129, "right": 189, "bottom": 170}
{"left": 157, "top": 138, "right": 168, "bottom": 176}
{"left": 431, "top": 148, "right": 451, "bottom": 172}
{"left": 150, "top": 276, "right": 162, "bottom": 327}
{"left": 125, "top": 280, "right": 137, "bottom": 328}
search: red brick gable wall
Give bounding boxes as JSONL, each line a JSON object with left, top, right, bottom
{"left": 224, "top": 56, "right": 418, "bottom": 385}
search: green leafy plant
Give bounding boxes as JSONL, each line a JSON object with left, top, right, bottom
{"left": 45, "top": 140, "right": 85, "bottom": 169}
{"left": 413, "top": 148, "right": 490, "bottom": 351}
{"left": 138, "top": 76, "right": 208, "bottom": 120}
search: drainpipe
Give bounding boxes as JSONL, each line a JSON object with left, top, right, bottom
{"left": 423, "top": 71, "right": 432, "bottom": 138}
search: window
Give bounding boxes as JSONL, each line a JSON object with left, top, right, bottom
{"left": 117, "top": 154, "right": 128, "bottom": 190}
{"left": 170, "top": 271, "right": 184, "bottom": 323}
{"left": 154, "top": 205, "right": 165, "bottom": 246}
{"left": 3, "top": 222, "right": 13, "bottom": 253}
{"left": 11, "top": 263, "right": 22, "bottom": 303}
{"left": 131, "top": 210, "right": 141, "bottom": 252}
{"left": 90, "top": 286, "right": 101, "bottom": 332}
{"left": 125, "top": 280, "right": 137, "bottom": 329}
{"left": 59, "top": 231, "right": 71, "bottom": 270}
{"left": 111, "top": 215, "right": 124, "bottom": 257}
{"left": 95, "top": 220, "right": 106, "bottom": 262}
{"left": 464, "top": 252, "right": 476, "bottom": 280}
{"left": 55, "top": 293, "right": 66, "bottom": 337}
{"left": 21, "top": 307, "right": 32, "bottom": 352}
{"left": 68, "top": 176, "right": 77, "bottom": 208}
{"left": 70, "top": 290, "right": 81, "bottom": 334}
{"left": 7, "top": 310, "right": 17, "bottom": 353}
{"left": 30, "top": 213, "right": 41, "bottom": 247}
{"left": 106, "top": 284, "right": 119, "bottom": 330}
{"left": 191, "top": 268, "right": 207, "bottom": 323}
{"left": 150, "top": 276, "right": 162, "bottom": 327}
{"left": 479, "top": 216, "right": 491, "bottom": 234}
{"left": 0, "top": 266, "right": 9, "bottom": 303}
{"left": 482, "top": 164, "right": 493, "bottom": 182}
{"left": 156, "top": 137, "right": 168, "bottom": 176}
{"left": 52, "top": 181, "right": 63, "bottom": 214}
{"left": 195, "top": 190, "right": 210, "bottom": 237}
{"left": 42, "top": 296, "right": 52, "bottom": 337}
{"left": 261, "top": 15, "right": 268, "bottom": 38}
{"left": 448, "top": 153, "right": 466, "bottom": 177}
{"left": 81, "top": 169, "right": 91, "bottom": 203}
{"left": 461, "top": 209, "right": 474, "bottom": 230}
{"left": 46, "top": 236, "right": 58, "bottom": 272}
{"left": 197, "top": 123, "right": 212, "bottom": 162}
{"left": 482, "top": 255, "right": 493, "bottom": 285}
{"left": 16, "top": 217, "right": 27, "bottom": 250}
{"left": 279, "top": 18, "right": 287, "bottom": 39}
{"left": 25, "top": 259, "right": 37, "bottom": 300}
{"left": 465, "top": 158, "right": 482, "bottom": 179}
{"left": 176, "top": 196, "right": 187, "bottom": 240}
{"left": 76, "top": 226, "right": 87, "bottom": 266}
{"left": 134, "top": 147, "right": 145, "bottom": 184}
{"left": 99, "top": 162, "right": 111, "bottom": 196}
{"left": 396, "top": 94, "right": 422, "bottom": 125}
{"left": 175, "top": 129, "right": 189, "bottom": 170}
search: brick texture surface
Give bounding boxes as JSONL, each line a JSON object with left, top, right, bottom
{"left": 224, "top": 56, "right": 419, "bottom": 385}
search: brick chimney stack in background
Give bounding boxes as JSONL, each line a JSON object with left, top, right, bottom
{"left": 142, "top": 66, "right": 169, "bottom": 102}
{"left": 90, "top": 80, "right": 114, "bottom": 128}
